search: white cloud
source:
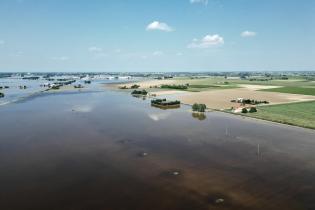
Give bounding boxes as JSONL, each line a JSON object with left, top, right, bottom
{"left": 190, "top": 0, "right": 208, "bottom": 6}
{"left": 88, "top": 46, "right": 103, "bottom": 53}
{"left": 153, "top": 51, "right": 164, "bottom": 56}
{"left": 51, "top": 56, "right": 69, "bottom": 61}
{"left": 0, "top": 40, "right": 5, "bottom": 45}
{"left": 188, "top": 34, "right": 224, "bottom": 48}
{"left": 88, "top": 46, "right": 107, "bottom": 58}
{"left": 146, "top": 21, "right": 174, "bottom": 32}
{"left": 241, "top": 31, "right": 256, "bottom": 37}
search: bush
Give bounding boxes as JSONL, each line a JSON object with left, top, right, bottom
{"left": 131, "top": 89, "right": 147, "bottom": 95}
{"left": 0, "top": 92, "right": 4, "bottom": 98}
{"left": 130, "top": 84, "right": 140, "bottom": 89}
{"left": 74, "top": 84, "right": 84, "bottom": 88}
{"left": 192, "top": 103, "right": 207, "bottom": 112}
{"left": 249, "top": 107, "right": 257, "bottom": 113}
{"left": 241, "top": 108, "right": 248, "bottom": 113}
{"left": 160, "top": 84, "right": 188, "bottom": 90}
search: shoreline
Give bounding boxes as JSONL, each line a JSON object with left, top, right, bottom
{"left": 105, "top": 79, "right": 315, "bottom": 130}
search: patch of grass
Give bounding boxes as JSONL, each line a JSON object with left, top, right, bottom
{"left": 246, "top": 101, "right": 315, "bottom": 129}
{"left": 188, "top": 84, "right": 219, "bottom": 88}
{"left": 172, "top": 76, "right": 315, "bottom": 88}
{"left": 260, "top": 86, "right": 315, "bottom": 96}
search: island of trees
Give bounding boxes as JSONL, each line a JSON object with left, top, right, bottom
{"left": 151, "top": 98, "right": 180, "bottom": 108}
{"left": 160, "top": 84, "right": 188, "bottom": 90}
{"left": 131, "top": 89, "right": 148, "bottom": 96}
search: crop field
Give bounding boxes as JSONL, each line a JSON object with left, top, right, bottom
{"left": 173, "top": 76, "right": 315, "bottom": 88}
{"left": 247, "top": 101, "right": 315, "bottom": 129}
{"left": 260, "top": 86, "right": 315, "bottom": 96}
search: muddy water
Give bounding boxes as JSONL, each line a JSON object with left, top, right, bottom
{"left": 0, "top": 89, "right": 315, "bottom": 210}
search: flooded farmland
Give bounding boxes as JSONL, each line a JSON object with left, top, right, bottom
{"left": 0, "top": 83, "right": 315, "bottom": 210}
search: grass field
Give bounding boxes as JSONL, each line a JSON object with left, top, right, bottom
{"left": 260, "top": 86, "right": 315, "bottom": 96}
{"left": 246, "top": 101, "right": 315, "bottom": 129}
{"left": 173, "top": 76, "right": 315, "bottom": 88}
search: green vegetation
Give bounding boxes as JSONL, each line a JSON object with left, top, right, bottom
{"left": 160, "top": 84, "right": 188, "bottom": 90}
{"left": 74, "top": 84, "right": 84, "bottom": 89}
{"left": 246, "top": 101, "right": 315, "bottom": 129}
{"left": 119, "top": 85, "right": 128, "bottom": 89}
{"left": 130, "top": 84, "right": 140, "bottom": 89}
{"left": 260, "top": 86, "right": 315, "bottom": 96}
{"left": 188, "top": 84, "right": 218, "bottom": 88}
{"left": 51, "top": 86, "right": 60, "bottom": 90}
{"left": 249, "top": 107, "right": 257, "bottom": 113}
{"left": 151, "top": 98, "right": 180, "bottom": 107}
{"left": 173, "top": 75, "right": 315, "bottom": 89}
{"left": 231, "top": 98, "right": 269, "bottom": 105}
{"left": 241, "top": 108, "right": 248, "bottom": 113}
{"left": 192, "top": 103, "right": 207, "bottom": 112}
{"left": 131, "top": 89, "right": 148, "bottom": 95}
{"left": 0, "top": 92, "right": 4, "bottom": 98}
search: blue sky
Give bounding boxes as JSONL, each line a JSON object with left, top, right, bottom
{"left": 0, "top": 0, "right": 314, "bottom": 72}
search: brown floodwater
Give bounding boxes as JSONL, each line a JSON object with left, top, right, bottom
{"left": 0, "top": 89, "right": 315, "bottom": 210}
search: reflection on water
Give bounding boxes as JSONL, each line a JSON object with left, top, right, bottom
{"left": 0, "top": 88, "right": 315, "bottom": 210}
{"left": 192, "top": 112, "right": 207, "bottom": 120}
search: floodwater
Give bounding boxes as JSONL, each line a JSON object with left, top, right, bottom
{"left": 0, "top": 85, "right": 315, "bottom": 210}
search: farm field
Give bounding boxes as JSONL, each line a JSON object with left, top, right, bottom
{"left": 246, "top": 101, "right": 315, "bottom": 129}
{"left": 175, "top": 88, "right": 315, "bottom": 109}
{"left": 112, "top": 76, "right": 315, "bottom": 93}
{"left": 111, "top": 76, "right": 315, "bottom": 129}
{"left": 260, "top": 86, "right": 315, "bottom": 96}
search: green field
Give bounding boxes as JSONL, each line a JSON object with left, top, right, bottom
{"left": 170, "top": 76, "right": 315, "bottom": 91}
{"left": 260, "top": 86, "right": 315, "bottom": 96}
{"left": 246, "top": 101, "right": 315, "bottom": 129}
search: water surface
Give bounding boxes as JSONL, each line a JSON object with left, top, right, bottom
{"left": 0, "top": 87, "right": 315, "bottom": 210}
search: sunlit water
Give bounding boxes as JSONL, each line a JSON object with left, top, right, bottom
{"left": 0, "top": 82, "right": 315, "bottom": 210}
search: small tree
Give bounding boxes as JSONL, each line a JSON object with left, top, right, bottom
{"left": 199, "top": 104, "right": 207, "bottom": 112}
{"left": 130, "top": 84, "right": 140, "bottom": 89}
{"left": 249, "top": 107, "right": 257, "bottom": 113}
{"left": 241, "top": 108, "right": 248, "bottom": 113}
{"left": 192, "top": 103, "right": 199, "bottom": 111}
{"left": 192, "top": 103, "right": 206, "bottom": 112}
